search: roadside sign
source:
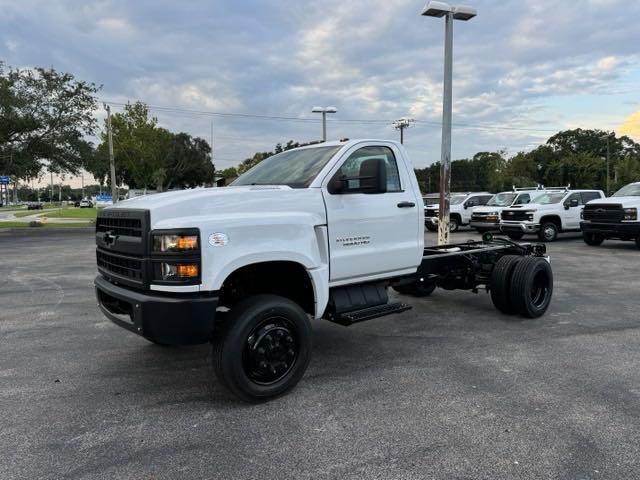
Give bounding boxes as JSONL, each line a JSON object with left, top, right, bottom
{"left": 95, "top": 194, "right": 112, "bottom": 202}
{"left": 0, "top": 175, "right": 9, "bottom": 184}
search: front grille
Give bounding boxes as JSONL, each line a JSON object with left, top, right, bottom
{"left": 97, "top": 250, "right": 143, "bottom": 283}
{"left": 472, "top": 213, "right": 499, "bottom": 223}
{"left": 96, "top": 216, "right": 143, "bottom": 237}
{"left": 501, "top": 210, "right": 531, "bottom": 222}
{"left": 425, "top": 209, "right": 438, "bottom": 218}
{"left": 583, "top": 204, "right": 624, "bottom": 223}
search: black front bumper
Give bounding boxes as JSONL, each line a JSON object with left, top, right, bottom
{"left": 580, "top": 221, "right": 640, "bottom": 240}
{"left": 95, "top": 275, "right": 218, "bottom": 345}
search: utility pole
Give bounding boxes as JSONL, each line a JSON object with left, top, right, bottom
{"left": 393, "top": 118, "right": 415, "bottom": 144}
{"left": 105, "top": 104, "right": 118, "bottom": 203}
{"left": 50, "top": 170, "right": 54, "bottom": 204}
{"left": 601, "top": 132, "right": 614, "bottom": 195}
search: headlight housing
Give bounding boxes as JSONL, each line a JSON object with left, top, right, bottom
{"left": 150, "top": 229, "right": 201, "bottom": 285}
{"left": 623, "top": 208, "right": 638, "bottom": 221}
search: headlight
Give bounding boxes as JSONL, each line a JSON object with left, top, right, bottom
{"left": 153, "top": 233, "right": 199, "bottom": 252}
{"left": 158, "top": 262, "right": 199, "bottom": 280}
{"left": 527, "top": 213, "right": 535, "bottom": 221}
{"left": 623, "top": 208, "right": 638, "bottom": 221}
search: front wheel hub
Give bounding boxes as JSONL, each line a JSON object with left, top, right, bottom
{"left": 244, "top": 320, "right": 298, "bottom": 384}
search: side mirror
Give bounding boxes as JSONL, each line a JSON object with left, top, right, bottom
{"left": 329, "top": 158, "right": 387, "bottom": 194}
{"left": 564, "top": 198, "right": 579, "bottom": 209}
{"left": 463, "top": 201, "right": 471, "bottom": 209}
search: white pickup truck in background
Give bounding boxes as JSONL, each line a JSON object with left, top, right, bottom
{"left": 581, "top": 181, "right": 640, "bottom": 248}
{"left": 424, "top": 192, "right": 493, "bottom": 232}
{"left": 470, "top": 186, "right": 546, "bottom": 233}
{"left": 500, "top": 187, "right": 605, "bottom": 241}
{"left": 94, "top": 139, "right": 553, "bottom": 401}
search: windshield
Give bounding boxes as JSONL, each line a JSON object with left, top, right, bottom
{"left": 450, "top": 196, "right": 467, "bottom": 205}
{"left": 232, "top": 146, "right": 342, "bottom": 188}
{"left": 613, "top": 183, "right": 640, "bottom": 197}
{"left": 423, "top": 197, "right": 439, "bottom": 206}
{"left": 487, "top": 193, "right": 517, "bottom": 206}
{"left": 532, "top": 192, "right": 566, "bottom": 204}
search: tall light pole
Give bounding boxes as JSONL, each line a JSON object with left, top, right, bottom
{"left": 422, "top": 1, "right": 477, "bottom": 246}
{"left": 312, "top": 106, "right": 337, "bottom": 142}
{"left": 393, "top": 118, "right": 415, "bottom": 144}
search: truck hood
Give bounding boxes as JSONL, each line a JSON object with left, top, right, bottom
{"left": 472, "top": 206, "right": 505, "bottom": 214}
{"left": 107, "top": 186, "right": 327, "bottom": 229}
{"left": 586, "top": 196, "right": 640, "bottom": 207}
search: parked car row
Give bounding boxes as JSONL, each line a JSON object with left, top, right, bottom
{"left": 424, "top": 181, "right": 640, "bottom": 248}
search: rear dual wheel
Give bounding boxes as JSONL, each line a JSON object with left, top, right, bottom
{"left": 490, "top": 255, "right": 553, "bottom": 318}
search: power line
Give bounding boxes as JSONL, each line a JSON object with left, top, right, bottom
{"left": 101, "top": 100, "right": 561, "bottom": 133}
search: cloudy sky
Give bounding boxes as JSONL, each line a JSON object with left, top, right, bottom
{"left": 2, "top": 0, "right": 640, "bottom": 186}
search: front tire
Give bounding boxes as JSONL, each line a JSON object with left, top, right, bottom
{"left": 425, "top": 223, "right": 437, "bottom": 232}
{"left": 583, "top": 232, "right": 605, "bottom": 246}
{"left": 509, "top": 257, "right": 553, "bottom": 318}
{"left": 538, "top": 222, "right": 559, "bottom": 242}
{"left": 636, "top": 236, "right": 640, "bottom": 249}
{"left": 212, "top": 294, "right": 312, "bottom": 402}
{"left": 449, "top": 216, "right": 460, "bottom": 232}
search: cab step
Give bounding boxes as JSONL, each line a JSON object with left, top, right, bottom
{"left": 331, "top": 302, "right": 412, "bottom": 326}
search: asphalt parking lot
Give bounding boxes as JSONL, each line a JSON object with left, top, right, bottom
{"left": 1, "top": 228, "right": 639, "bottom": 480}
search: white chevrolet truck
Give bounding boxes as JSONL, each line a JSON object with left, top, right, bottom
{"left": 423, "top": 192, "right": 493, "bottom": 232}
{"left": 95, "top": 140, "right": 553, "bottom": 402}
{"left": 499, "top": 187, "right": 605, "bottom": 241}
{"left": 581, "top": 181, "right": 640, "bottom": 248}
{"left": 470, "top": 187, "right": 546, "bottom": 233}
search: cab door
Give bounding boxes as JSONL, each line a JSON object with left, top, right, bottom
{"left": 322, "top": 145, "right": 422, "bottom": 283}
{"left": 562, "top": 192, "right": 583, "bottom": 229}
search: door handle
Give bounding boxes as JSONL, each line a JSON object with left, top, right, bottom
{"left": 397, "top": 201, "right": 416, "bottom": 208}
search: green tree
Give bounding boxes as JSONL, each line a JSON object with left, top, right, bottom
{"left": 0, "top": 62, "right": 99, "bottom": 180}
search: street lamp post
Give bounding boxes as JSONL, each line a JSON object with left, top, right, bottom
{"left": 311, "top": 106, "right": 337, "bottom": 142}
{"left": 422, "top": 1, "right": 477, "bottom": 246}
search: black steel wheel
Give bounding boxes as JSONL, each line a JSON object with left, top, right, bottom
{"left": 507, "top": 232, "right": 524, "bottom": 240}
{"left": 509, "top": 257, "right": 553, "bottom": 318}
{"left": 583, "top": 232, "right": 605, "bottom": 246}
{"left": 212, "top": 295, "right": 312, "bottom": 402}
{"left": 538, "top": 222, "right": 558, "bottom": 242}
{"left": 490, "top": 255, "right": 524, "bottom": 314}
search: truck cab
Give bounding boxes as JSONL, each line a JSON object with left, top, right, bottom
{"left": 94, "top": 139, "right": 553, "bottom": 401}
{"left": 500, "top": 187, "right": 605, "bottom": 241}
{"left": 470, "top": 186, "right": 545, "bottom": 233}
{"left": 424, "top": 192, "right": 493, "bottom": 232}
{"left": 581, "top": 181, "right": 640, "bottom": 248}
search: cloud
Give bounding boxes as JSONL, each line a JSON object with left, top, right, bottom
{"left": 1, "top": 0, "right": 639, "bottom": 171}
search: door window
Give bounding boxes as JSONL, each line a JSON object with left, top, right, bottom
{"left": 331, "top": 146, "right": 401, "bottom": 193}
{"left": 514, "top": 193, "right": 530, "bottom": 205}
{"left": 564, "top": 192, "right": 582, "bottom": 206}
{"left": 581, "top": 191, "right": 601, "bottom": 203}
